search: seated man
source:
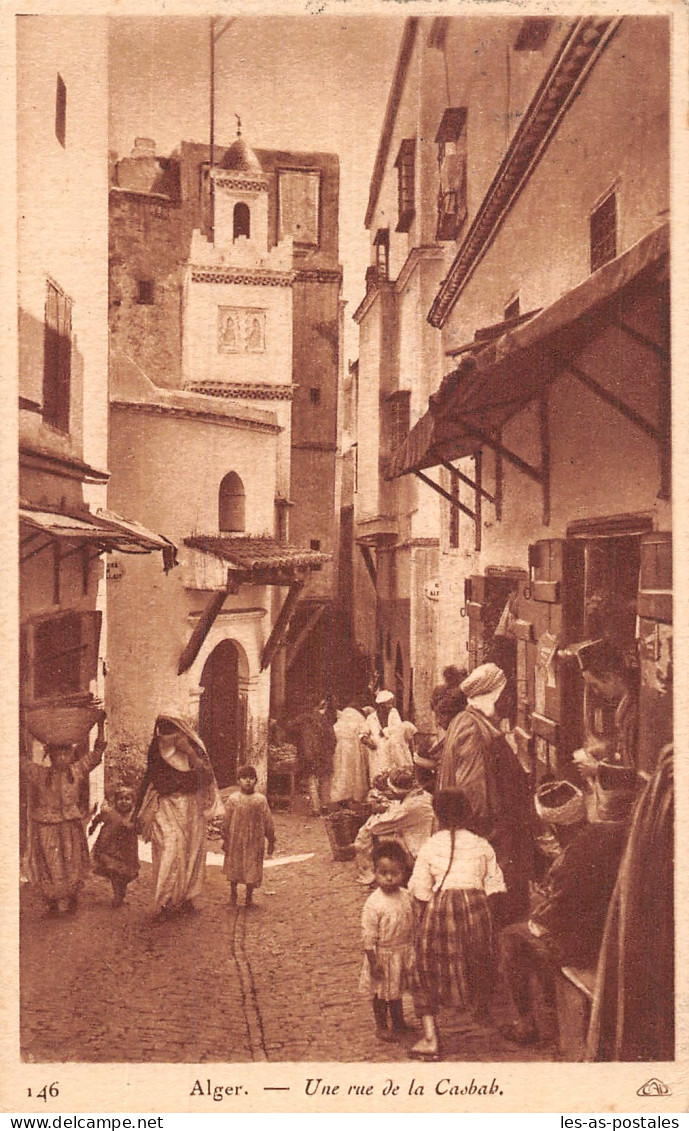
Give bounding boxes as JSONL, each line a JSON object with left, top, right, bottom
{"left": 569, "top": 638, "right": 639, "bottom": 768}
{"left": 354, "top": 767, "right": 434, "bottom": 885}
{"left": 498, "top": 769, "right": 638, "bottom": 1046}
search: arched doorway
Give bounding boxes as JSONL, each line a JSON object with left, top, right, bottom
{"left": 199, "top": 639, "right": 245, "bottom": 788}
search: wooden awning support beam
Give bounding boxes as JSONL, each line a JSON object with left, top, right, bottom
{"left": 286, "top": 602, "right": 329, "bottom": 673}
{"left": 413, "top": 469, "right": 476, "bottom": 520}
{"left": 438, "top": 459, "right": 495, "bottom": 504}
{"left": 20, "top": 538, "right": 55, "bottom": 564}
{"left": 459, "top": 423, "right": 543, "bottom": 485}
{"left": 260, "top": 578, "right": 305, "bottom": 672}
{"left": 178, "top": 578, "right": 232, "bottom": 675}
{"left": 359, "top": 544, "right": 377, "bottom": 590}
{"left": 460, "top": 395, "right": 551, "bottom": 526}
{"left": 568, "top": 363, "right": 659, "bottom": 442}
{"left": 611, "top": 318, "right": 668, "bottom": 361}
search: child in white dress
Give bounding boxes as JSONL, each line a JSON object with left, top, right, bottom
{"left": 359, "top": 839, "right": 416, "bottom": 1041}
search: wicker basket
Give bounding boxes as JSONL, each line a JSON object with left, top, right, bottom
{"left": 26, "top": 704, "right": 104, "bottom": 747}
{"left": 323, "top": 808, "right": 362, "bottom": 862}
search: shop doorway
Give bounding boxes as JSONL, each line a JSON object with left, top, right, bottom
{"left": 199, "top": 639, "right": 244, "bottom": 788}
{"left": 467, "top": 569, "right": 525, "bottom": 727}
{"left": 578, "top": 532, "right": 643, "bottom": 756}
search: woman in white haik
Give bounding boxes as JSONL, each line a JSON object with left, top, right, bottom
{"left": 330, "top": 705, "right": 369, "bottom": 804}
{"left": 360, "top": 690, "right": 414, "bottom": 782}
{"left": 135, "top": 713, "right": 220, "bottom": 916}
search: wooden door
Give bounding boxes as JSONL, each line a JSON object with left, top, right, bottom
{"left": 199, "top": 640, "right": 240, "bottom": 788}
{"left": 464, "top": 573, "right": 524, "bottom": 727}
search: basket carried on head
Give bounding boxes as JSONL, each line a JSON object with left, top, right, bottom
{"left": 323, "top": 807, "right": 364, "bottom": 862}
{"left": 26, "top": 704, "right": 104, "bottom": 747}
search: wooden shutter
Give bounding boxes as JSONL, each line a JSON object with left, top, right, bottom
{"left": 637, "top": 532, "right": 672, "bottom": 773}
{"left": 516, "top": 539, "right": 585, "bottom": 774}
{"left": 465, "top": 575, "right": 489, "bottom": 671}
{"left": 24, "top": 610, "right": 102, "bottom": 705}
{"left": 637, "top": 531, "right": 672, "bottom": 623}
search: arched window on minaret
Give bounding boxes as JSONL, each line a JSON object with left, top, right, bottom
{"left": 219, "top": 471, "right": 246, "bottom": 532}
{"left": 233, "top": 202, "right": 250, "bottom": 240}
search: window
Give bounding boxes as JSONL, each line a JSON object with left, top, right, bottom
{"left": 137, "top": 280, "right": 155, "bottom": 305}
{"left": 55, "top": 74, "right": 66, "bottom": 147}
{"left": 310, "top": 539, "right": 321, "bottom": 552}
{"left": 277, "top": 168, "right": 321, "bottom": 247}
{"left": 43, "top": 280, "right": 72, "bottom": 432}
{"left": 219, "top": 472, "right": 246, "bottom": 532}
{"left": 309, "top": 387, "right": 321, "bottom": 406}
{"left": 514, "top": 18, "right": 553, "bottom": 51}
{"left": 590, "top": 191, "right": 617, "bottom": 272}
{"left": 233, "top": 202, "right": 250, "bottom": 240}
{"left": 436, "top": 109, "right": 468, "bottom": 241}
{"left": 504, "top": 295, "right": 520, "bottom": 321}
{"left": 449, "top": 469, "right": 460, "bottom": 549}
{"left": 373, "top": 229, "right": 389, "bottom": 283}
{"left": 24, "top": 610, "right": 102, "bottom": 704}
{"left": 394, "top": 139, "right": 416, "bottom": 233}
{"left": 385, "top": 391, "right": 411, "bottom": 452}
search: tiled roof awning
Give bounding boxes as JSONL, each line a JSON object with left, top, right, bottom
{"left": 178, "top": 537, "right": 331, "bottom": 675}
{"left": 184, "top": 535, "right": 329, "bottom": 583}
{"left": 388, "top": 223, "right": 669, "bottom": 479}
{"left": 20, "top": 504, "right": 175, "bottom": 565}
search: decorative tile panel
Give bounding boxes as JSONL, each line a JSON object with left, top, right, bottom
{"left": 218, "top": 307, "right": 267, "bottom": 354}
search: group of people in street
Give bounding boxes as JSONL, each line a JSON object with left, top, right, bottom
{"left": 352, "top": 658, "right": 673, "bottom": 1061}
{"left": 20, "top": 643, "right": 673, "bottom": 1063}
{"left": 22, "top": 708, "right": 275, "bottom": 919}
{"left": 280, "top": 687, "right": 417, "bottom": 816}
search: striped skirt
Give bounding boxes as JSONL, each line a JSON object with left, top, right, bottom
{"left": 28, "top": 819, "right": 90, "bottom": 902}
{"left": 416, "top": 888, "right": 494, "bottom": 1012}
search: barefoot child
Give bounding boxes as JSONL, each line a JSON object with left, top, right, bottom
{"left": 222, "top": 765, "right": 275, "bottom": 907}
{"left": 90, "top": 786, "right": 140, "bottom": 906}
{"left": 359, "top": 839, "right": 416, "bottom": 1042}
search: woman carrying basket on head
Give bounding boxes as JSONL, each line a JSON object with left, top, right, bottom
{"left": 22, "top": 706, "right": 107, "bottom": 915}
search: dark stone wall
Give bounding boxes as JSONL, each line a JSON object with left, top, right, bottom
{"left": 109, "top": 190, "right": 192, "bottom": 389}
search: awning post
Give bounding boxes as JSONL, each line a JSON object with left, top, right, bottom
{"left": 494, "top": 431, "right": 503, "bottom": 522}
{"left": 474, "top": 450, "right": 482, "bottom": 552}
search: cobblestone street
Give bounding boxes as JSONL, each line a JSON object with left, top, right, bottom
{"left": 21, "top": 812, "right": 552, "bottom": 1064}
